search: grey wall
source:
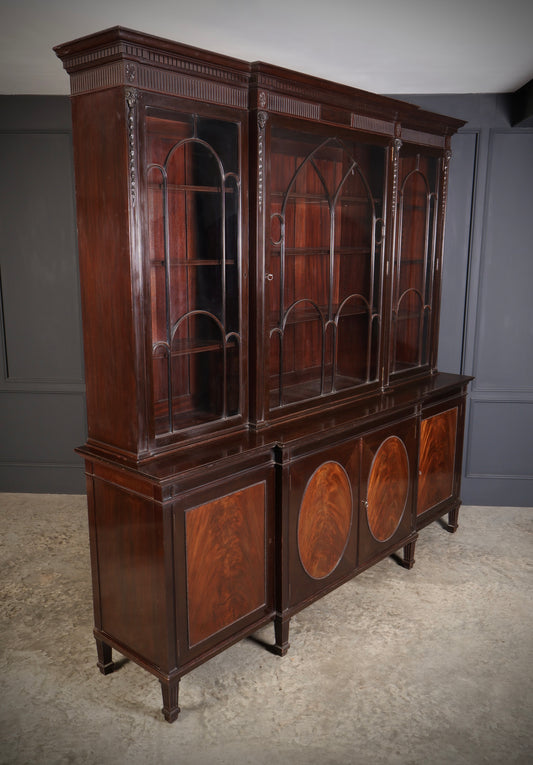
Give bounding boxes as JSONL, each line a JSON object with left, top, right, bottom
{"left": 405, "top": 94, "right": 533, "bottom": 507}
{"left": 0, "top": 97, "right": 86, "bottom": 493}
{"left": 1, "top": 94, "right": 532, "bottom": 504}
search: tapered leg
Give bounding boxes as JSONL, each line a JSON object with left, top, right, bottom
{"left": 95, "top": 638, "right": 114, "bottom": 675}
{"left": 160, "top": 678, "right": 180, "bottom": 723}
{"left": 273, "top": 614, "right": 290, "bottom": 657}
{"left": 444, "top": 504, "right": 460, "bottom": 533}
{"left": 400, "top": 539, "right": 417, "bottom": 569}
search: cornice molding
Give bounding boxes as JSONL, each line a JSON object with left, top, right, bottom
{"left": 55, "top": 27, "right": 465, "bottom": 135}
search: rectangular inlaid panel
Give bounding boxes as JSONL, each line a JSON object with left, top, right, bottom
{"left": 417, "top": 407, "right": 458, "bottom": 515}
{"left": 185, "top": 482, "right": 266, "bottom": 646}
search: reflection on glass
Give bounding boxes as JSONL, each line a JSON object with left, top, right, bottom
{"left": 268, "top": 129, "right": 385, "bottom": 409}
{"left": 392, "top": 151, "right": 438, "bottom": 373}
{"left": 147, "top": 112, "right": 241, "bottom": 435}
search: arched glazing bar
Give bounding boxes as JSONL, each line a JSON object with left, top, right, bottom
{"left": 270, "top": 299, "right": 325, "bottom": 406}
{"left": 270, "top": 135, "right": 383, "bottom": 406}
{"left": 148, "top": 117, "right": 241, "bottom": 432}
{"left": 393, "top": 157, "right": 438, "bottom": 371}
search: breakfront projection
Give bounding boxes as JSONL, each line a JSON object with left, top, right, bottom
{"left": 55, "top": 27, "right": 471, "bottom": 722}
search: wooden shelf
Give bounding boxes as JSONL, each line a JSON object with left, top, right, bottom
{"left": 269, "top": 246, "right": 371, "bottom": 256}
{"left": 270, "top": 303, "right": 371, "bottom": 327}
{"left": 270, "top": 372, "right": 367, "bottom": 406}
{"left": 150, "top": 259, "right": 235, "bottom": 267}
{"left": 400, "top": 201, "right": 429, "bottom": 211}
{"left": 148, "top": 182, "right": 234, "bottom": 193}
{"left": 153, "top": 338, "right": 226, "bottom": 358}
{"left": 271, "top": 190, "right": 378, "bottom": 204}
{"left": 395, "top": 311, "right": 424, "bottom": 321}
{"left": 154, "top": 406, "right": 222, "bottom": 433}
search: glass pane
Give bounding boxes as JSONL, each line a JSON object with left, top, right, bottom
{"left": 336, "top": 297, "right": 376, "bottom": 387}
{"left": 393, "top": 151, "right": 438, "bottom": 373}
{"left": 333, "top": 142, "right": 384, "bottom": 389}
{"left": 268, "top": 128, "right": 385, "bottom": 409}
{"left": 146, "top": 111, "right": 241, "bottom": 435}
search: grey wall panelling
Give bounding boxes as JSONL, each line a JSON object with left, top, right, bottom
{"left": 0, "top": 97, "right": 86, "bottom": 493}
{"left": 405, "top": 94, "right": 533, "bottom": 507}
{"left": 1, "top": 93, "right": 532, "bottom": 504}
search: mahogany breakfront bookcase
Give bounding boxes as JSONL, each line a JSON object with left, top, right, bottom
{"left": 55, "top": 27, "right": 472, "bottom": 722}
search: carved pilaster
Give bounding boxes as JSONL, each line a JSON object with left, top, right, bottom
{"left": 125, "top": 88, "right": 138, "bottom": 206}
{"left": 257, "top": 110, "right": 268, "bottom": 214}
{"left": 392, "top": 138, "right": 403, "bottom": 211}
{"left": 441, "top": 149, "right": 452, "bottom": 217}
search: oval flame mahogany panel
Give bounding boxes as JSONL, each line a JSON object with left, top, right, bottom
{"left": 367, "top": 436, "right": 409, "bottom": 542}
{"left": 297, "top": 461, "right": 352, "bottom": 580}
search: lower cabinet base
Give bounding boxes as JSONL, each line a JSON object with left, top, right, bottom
{"left": 95, "top": 638, "right": 114, "bottom": 676}
{"left": 91, "top": 511, "right": 462, "bottom": 721}
{"left": 397, "top": 537, "right": 418, "bottom": 569}
{"left": 417, "top": 499, "right": 462, "bottom": 534}
{"left": 273, "top": 614, "right": 291, "bottom": 657}
{"left": 445, "top": 503, "right": 461, "bottom": 533}
{"left": 83, "top": 377, "right": 470, "bottom": 722}
{"left": 94, "top": 638, "right": 182, "bottom": 722}
{"left": 160, "top": 678, "right": 181, "bottom": 723}
{"left": 273, "top": 529, "right": 420, "bottom": 656}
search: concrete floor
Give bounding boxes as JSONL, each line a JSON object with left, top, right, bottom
{"left": 0, "top": 494, "right": 532, "bottom": 765}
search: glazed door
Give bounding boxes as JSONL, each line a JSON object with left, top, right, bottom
{"left": 417, "top": 396, "right": 466, "bottom": 528}
{"left": 265, "top": 121, "right": 387, "bottom": 418}
{"left": 390, "top": 146, "right": 441, "bottom": 378}
{"left": 141, "top": 96, "right": 247, "bottom": 444}
{"left": 359, "top": 417, "right": 417, "bottom": 566}
{"left": 287, "top": 440, "right": 360, "bottom": 609}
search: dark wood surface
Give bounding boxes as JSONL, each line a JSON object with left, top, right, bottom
{"left": 417, "top": 406, "right": 458, "bottom": 515}
{"left": 185, "top": 482, "right": 266, "bottom": 646}
{"left": 367, "top": 436, "right": 409, "bottom": 542}
{"left": 55, "top": 26, "right": 470, "bottom": 721}
{"left": 71, "top": 88, "right": 143, "bottom": 459}
{"left": 297, "top": 461, "right": 353, "bottom": 579}
{"left": 90, "top": 478, "right": 169, "bottom": 669}
{"left": 358, "top": 417, "right": 418, "bottom": 566}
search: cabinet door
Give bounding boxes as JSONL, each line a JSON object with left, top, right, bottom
{"left": 390, "top": 146, "right": 441, "bottom": 377}
{"left": 359, "top": 418, "right": 417, "bottom": 565}
{"left": 174, "top": 468, "right": 274, "bottom": 663}
{"left": 287, "top": 440, "right": 359, "bottom": 608}
{"left": 417, "top": 397, "right": 466, "bottom": 524}
{"left": 265, "top": 122, "right": 387, "bottom": 417}
{"left": 142, "top": 97, "right": 246, "bottom": 442}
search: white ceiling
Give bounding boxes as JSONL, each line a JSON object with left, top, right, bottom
{"left": 1, "top": 0, "right": 532, "bottom": 96}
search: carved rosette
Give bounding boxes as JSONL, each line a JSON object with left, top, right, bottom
{"left": 257, "top": 110, "right": 268, "bottom": 214}
{"left": 125, "top": 88, "right": 138, "bottom": 206}
{"left": 125, "top": 62, "right": 137, "bottom": 82}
